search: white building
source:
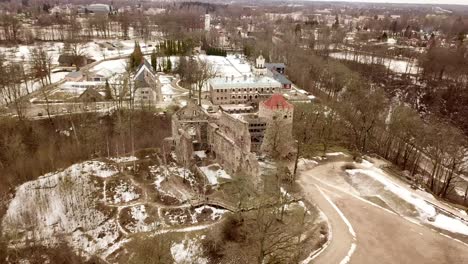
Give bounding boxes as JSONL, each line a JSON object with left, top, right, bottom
{"left": 252, "top": 55, "right": 267, "bottom": 76}
{"left": 133, "top": 58, "right": 161, "bottom": 107}
{"left": 209, "top": 75, "right": 281, "bottom": 105}
{"left": 134, "top": 87, "right": 158, "bottom": 107}
{"left": 204, "top": 14, "right": 211, "bottom": 31}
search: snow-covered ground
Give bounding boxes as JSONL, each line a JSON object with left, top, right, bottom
{"left": 346, "top": 160, "right": 468, "bottom": 236}
{"left": 2, "top": 161, "right": 121, "bottom": 258}
{"left": 0, "top": 42, "right": 64, "bottom": 65}
{"left": 90, "top": 58, "right": 128, "bottom": 75}
{"left": 109, "top": 156, "right": 138, "bottom": 163}
{"left": 199, "top": 163, "right": 232, "bottom": 185}
{"left": 194, "top": 205, "right": 227, "bottom": 222}
{"left": 85, "top": 40, "right": 159, "bottom": 62}
{"left": 329, "top": 51, "right": 419, "bottom": 74}
{"left": 151, "top": 163, "right": 197, "bottom": 203}
{"left": 171, "top": 236, "right": 209, "bottom": 264}
{"left": 1, "top": 154, "right": 230, "bottom": 262}
{"left": 107, "top": 179, "right": 141, "bottom": 204}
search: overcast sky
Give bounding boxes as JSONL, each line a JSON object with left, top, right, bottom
{"left": 308, "top": 0, "right": 468, "bottom": 5}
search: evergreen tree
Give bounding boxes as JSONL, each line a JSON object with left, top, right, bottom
{"left": 151, "top": 49, "right": 157, "bottom": 72}
{"left": 332, "top": 15, "right": 340, "bottom": 29}
{"left": 381, "top": 32, "right": 388, "bottom": 42}
{"left": 177, "top": 41, "right": 182, "bottom": 54}
{"left": 104, "top": 79, "right": 112, "bottom": 100}
{"left": 166, "top": 57, "right": 172, "bottom": 72}
{"left": 129, "top": 41, "right": 143, "bottom": 70}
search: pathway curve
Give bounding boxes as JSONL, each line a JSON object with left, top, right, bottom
{"left": 299, "top": 161, "right": 468, "bottom": 264}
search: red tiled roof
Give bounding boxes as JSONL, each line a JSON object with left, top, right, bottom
{"left": 262, "top": 94, "right": 293, "bottom": 110}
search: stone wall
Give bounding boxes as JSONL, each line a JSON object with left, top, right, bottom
{"left": 171, "top": 100, "right": 210, "bottom": 166}
{"left": 171, "top": 101, "right": 261, "bottom": 181}
{"left": 207, "top": 112, "right": 260, "bottom": 178}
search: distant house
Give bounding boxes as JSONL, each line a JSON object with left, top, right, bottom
{"left": 86, "top": 4, "right": 112, "bottom": 14}
{"left": 58, "top": 55, "right": 95, "bottom": 68}
{"left": 134, "top": 87, "right": 157, "bottom": 107}
{"left": 65, "top": 71, "right": 83, "bottom": 82}
{"left": 265, "top": 63, "right": 286, "bottom": 74}
{"left": 270, "top": 72, "right": 292, "bottom": 89}
{"left": 49, "top": 5, "right": 72, "bottom": 15}
{"left": 79, "top": 87, "right": 105, "bottom": 102}
{"left": 133, "top": 58, "right": 161, "bottom": 106}
{"left": 87, "top": 68, "right": 113, "bottom": 82}
{"left": 265, "top": 62, "right": 291, "bottom": 89}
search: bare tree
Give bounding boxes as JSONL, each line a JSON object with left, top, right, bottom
{"left": 192, "top": 59, "right": 215, "bottom": 105}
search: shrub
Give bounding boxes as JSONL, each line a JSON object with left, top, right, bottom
{"left": 222, "top": 215, "right": 244, "bottom": 242}
{"left": 342, "top": 163, "right": 356, "bottom": 170}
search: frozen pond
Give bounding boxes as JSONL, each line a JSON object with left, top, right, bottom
{"left": 330, "top": 51, "right": 420, "bottom": 75}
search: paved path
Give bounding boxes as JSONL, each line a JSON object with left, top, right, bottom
{"left": 299, "top": 163, "right": 468, "bottom": 264}
{"left": 299, "top": 181, "right": 355, "bottom": 264}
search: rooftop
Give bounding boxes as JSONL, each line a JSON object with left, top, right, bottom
{"left": 66, "top": 71, "right": 83, "bottom": 78}
{"left": 261, "top": 94, "right": 293, "bottom": 110}
{"left": 265, "top": 63, "right": 286, "bottom": 69}
{"left": 209, "top": 76, "right": 281, "bottom": 90}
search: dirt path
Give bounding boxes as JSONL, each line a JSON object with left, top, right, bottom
{"left": 298, "top": 160, "right": 468, "bottom": 264}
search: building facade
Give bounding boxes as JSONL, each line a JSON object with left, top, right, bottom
{"left": 209, "top": 76, "right": 282, "bottom": 105}
{"left": 170, "top": 100, "right": 260, "bottom": 180}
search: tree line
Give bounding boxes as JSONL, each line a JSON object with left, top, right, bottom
{"left": 243, "top": 23, "right": 468, "bottom": 204}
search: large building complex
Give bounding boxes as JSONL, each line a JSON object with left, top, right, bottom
{"left": 169, "top": 92, "right": 295, "bottom": 184}
{"left": 209, "top": 76, "right": 282, "bottom": 105}
{"left": 208, "top": 55, "right": 298, "bottom": 105}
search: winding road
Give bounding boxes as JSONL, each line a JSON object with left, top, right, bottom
{"left": 299, "top": 161, "right": 468, "bottom": 264}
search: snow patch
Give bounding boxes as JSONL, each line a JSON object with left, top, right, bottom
{"left": 109, "top": 156, "right": 138, "bottom": 163}
{"left": 171, "top": 236, "right": 208, "bottom": 264}
{"left": 199, "top": 163, "right": 232, "bottom": 185}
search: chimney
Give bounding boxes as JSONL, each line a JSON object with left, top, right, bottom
{"left": 225, "top": 76, "right": 228, "bottom": 82}
{"left": 231, "top": 75, "right": 234, "bottom": 81}
{"left": 243, "top": 75, "right": 247, "bottom": 81}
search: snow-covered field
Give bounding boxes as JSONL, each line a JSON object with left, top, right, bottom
{"left": 2, "top": 161, "right": 121, "bottom": 258}
{"left": 0, "top": 42, "right": 64, "bottom": 65}
{"left": 90, "top": 58, "right": 128, "bottom": 75}
{"left": 329, "top": 51, "right": 420, "bottom": 74}
{"left": 1, "top": 158, "right": 231, "bottom": 262}
{"left": 85, "top": 39, "right": 158, "bottom": 61}
{"left": 346, "top": 160, "right": 468, "bottom": 236}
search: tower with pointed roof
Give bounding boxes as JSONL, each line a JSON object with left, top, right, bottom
{"left": 258, "top": 94, "right": 295, "bottom": 157}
